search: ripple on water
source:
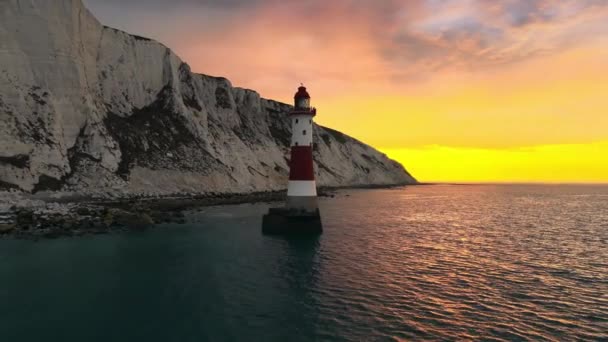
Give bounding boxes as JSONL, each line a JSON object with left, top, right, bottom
{"left": 313, "top": 185, "right": 608, "bottom": 341}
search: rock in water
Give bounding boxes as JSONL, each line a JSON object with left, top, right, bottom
{"left": 0, "top": 0, "right": 416, "bottom": 196}
{"left": 0, "top": 224, "right": 16, "bottom": 234}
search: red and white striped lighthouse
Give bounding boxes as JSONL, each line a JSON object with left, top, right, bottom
{"left": 261, "top": 84, "right": 323, "bottom": 234}
{"left": 286, "top": 84, "right": 318, "bottom": 213}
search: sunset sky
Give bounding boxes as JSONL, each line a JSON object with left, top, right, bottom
{"left": 83, "top": 0, "right": 608, "bottom": 183}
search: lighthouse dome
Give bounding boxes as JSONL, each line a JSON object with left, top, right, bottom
{"left": 294, "top": 85, "right": 311, "bottom": 109}
{"left": 294, "top": 85, "right": 310, "bottom": 100}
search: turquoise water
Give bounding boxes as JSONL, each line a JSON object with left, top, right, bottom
{"left": 1, "top": 185, "right": 607, "bottom": 341}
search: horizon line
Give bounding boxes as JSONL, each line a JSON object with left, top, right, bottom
{"left": 415, "top": 181, "right": 608, "bottom": 186}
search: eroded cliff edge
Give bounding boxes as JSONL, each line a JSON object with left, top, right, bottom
{"left": 0, "top": 0, "right": 416, "bottom": 197}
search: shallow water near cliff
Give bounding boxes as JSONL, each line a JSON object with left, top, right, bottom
{"left": 1, "top": 184, "right": 607, "bottom": 341}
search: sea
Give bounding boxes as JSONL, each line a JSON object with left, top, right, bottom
{"left": 0, "top": 184, "right": 606, "bottom": 341}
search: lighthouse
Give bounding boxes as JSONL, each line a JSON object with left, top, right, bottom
{"left": 262, "top": 84, "right": 323, "bottom": 235}
{"left": 287, "top": 85, "right": 318, "bottom": 213}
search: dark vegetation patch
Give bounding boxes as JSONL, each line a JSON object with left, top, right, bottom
{"left": 1, "top": 100, "right": 13, "bottom": 115}
{"left": 64, "top": 125, "right": 100, "bottom": 182}
{"left": 15, "top": 116, "right": 53, "bottom": 145}
{"left": 0, "top": 154, "right": 30, "bottom": 169}
{"left": 317, "top": 160, "right": 341, "bottom": 179}
{"left": 269, "top": 121, "right": 291, "bottom": 148}
{"left": 103, "top": 25, "right": 152, "bottom": 42}
{"left": 103, "top": 86, "right": 215, "bottom": 180}
{"left": 232, "top": 125, "right": 250, "bottom": 142}
{"left": 178, "top": 63, "right": 202, "bottom": 111}
{"left": 29, "top": 93, "right": 46, "bottom": 106}
{"left": 274, "top": 164, "right": 286, "bottom": 173}
{"left": 182, "top": 96, "right": 202, "bottom": 111}
{"left": 32, "top": 118, "right": 52, "bottom": 144}
{"left": 231, "top": 109, "right": 262, "bottom": 144}
{"left": 68, "top": 149, "right": 102, "bottom": 172}
{"left": 33, "top": 175, "right": 64, "bottom": 192}
{"left": 132, "top": 35, "right": 152, "bottom": 42}
{"left": 247, "top": 166, "right": 268, "bottom": 178}
{"left": 360, "top": 153, "right": 389, "bottom": 170}
{"left": 28, "top": 86, "right": 49, "bottom": 106}
{"left": 264, "top": 104, "right": 293, "bottom": 148}
{"left": 0, "top": 180, "right": 20, "bottom": 191}
{"left": 207, "top": 119, "right": 223, "bottom": 141}
{"left": 215, "top": 87, "right": 232, "bottom": 109}
{"left": 321, "top": 134, "right": 332, "bottom": 146}
{"left": 196, "top": 74, "right": 230, "bottom": 83}
{"left": 233, "top": 104, "right": 270, "bottom": 145}
{"left": 352, "top": 162, "right": 371, "bottom": 174}
{"left": 105, "top": 86, "right": 191, "bottom": 177}
{"left": 32, "top": 125, "right": 100, "bottom": 193}
{"left": 322, "top": 127, "right": 349, "bottom": 144}
{"left": 265, "top": 99, "right": 291, "bottom": 108}
{"left": 265, "top": 106, "right": 280, "bottom": 114}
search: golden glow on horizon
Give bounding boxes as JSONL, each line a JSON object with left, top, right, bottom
{"left": 312, "top": 47, "right": 608, "bottom": 183}
{"left": 381, "top": 141, "right": 608, "bottom": 183}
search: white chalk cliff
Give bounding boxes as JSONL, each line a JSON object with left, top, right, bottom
{"left": 0, "top": 0, "right": 416, "bottom": 196}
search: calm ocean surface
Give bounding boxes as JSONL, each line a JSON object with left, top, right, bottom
{"left": 0, "top": 185, "right": 607, "bottom": 341}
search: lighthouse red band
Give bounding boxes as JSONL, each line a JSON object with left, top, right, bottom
{"left": 286, "top": 85, "right": 318, "bottom": 212}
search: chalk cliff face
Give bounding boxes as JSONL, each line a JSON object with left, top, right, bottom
{"left": 0, "top": 0, "right": 415, "bottom": 196}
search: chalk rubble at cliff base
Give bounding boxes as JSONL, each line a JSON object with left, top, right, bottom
{"left": 0, "top": 188, "right": 350, "bottom": 239}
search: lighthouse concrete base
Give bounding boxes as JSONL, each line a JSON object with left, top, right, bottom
{"left": 262, "top": 208, "right": 323, "bottom": 235}
{"left": 286, "top": 196, "right": 319, "bottom": 212}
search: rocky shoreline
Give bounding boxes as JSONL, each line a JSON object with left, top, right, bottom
{"left": 0, "top": 192, "right": 280, "bottom": 240}
{"left": 0, "top": 184, "right": 417, "bottom": 240}
{"left": 0, "top": 188, "right": 349, "bottom": 240}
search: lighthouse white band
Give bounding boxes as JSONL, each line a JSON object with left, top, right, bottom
{"left": 287, "top": 180, "right": 317, "bottom": 196}
{"left": 291, "top": 114, "right": 314, "bottom": 147}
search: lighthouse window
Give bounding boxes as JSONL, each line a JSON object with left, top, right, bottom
{"left": 303, "top": 130, "right": 307, "bottom": 135}
{"left": 309, "top": 119, "right": 311, "bottom": 124}
{"left": 295, "top": 142, "right": 298, "bottom": 146}
{"left": 295, "top": 119, "right": 299, "bottom": 123}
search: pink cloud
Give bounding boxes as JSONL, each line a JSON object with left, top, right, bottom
{"left": 83, "top": 0, "right": 608, "bottom": 99}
